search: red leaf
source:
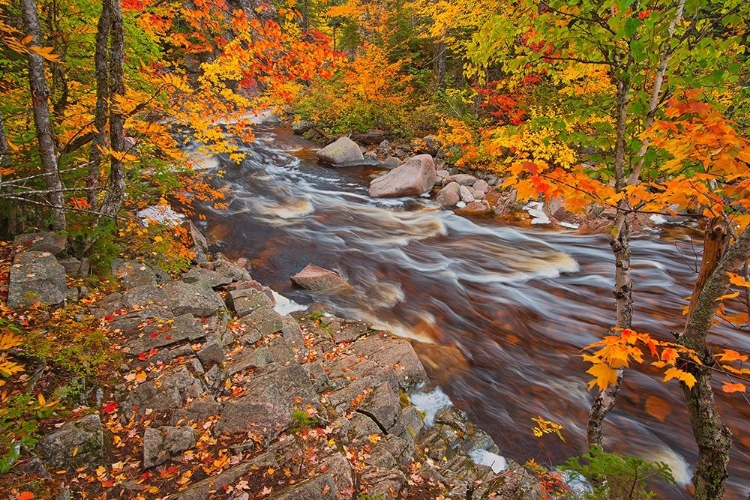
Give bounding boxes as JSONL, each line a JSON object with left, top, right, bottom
{"left": 103, "top": 402, "right": 119, "bottom": 414}
{"left": 105, "top": 315, "right": 115, "bottom": 322}
{"left": 18, "top": 493, "right": 35, "bottom": 500}
{"left": 138, "top": 351, "right": 148, "bottom": 361}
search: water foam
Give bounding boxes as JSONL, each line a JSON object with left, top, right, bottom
{"left": 409, "top": 386, "right": 453, "bottom": 427}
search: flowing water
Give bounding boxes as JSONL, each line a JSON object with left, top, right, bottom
{"left": 190, "top": 123, "right": 749, "bottom": 499}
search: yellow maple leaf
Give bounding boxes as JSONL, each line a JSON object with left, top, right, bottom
{"left": 586, "top": 363, "right": 618, "bottom": 392}
{"left": 663, "top": 367, "right": 697, "bottom": 389}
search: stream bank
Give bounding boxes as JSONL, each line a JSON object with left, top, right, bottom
{"left": 3, "top": 233, "right": 547, "bottom": 499}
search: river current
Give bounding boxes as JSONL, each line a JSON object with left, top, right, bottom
{"left": 190, "top": 123, "right": 749, "bottom": 499}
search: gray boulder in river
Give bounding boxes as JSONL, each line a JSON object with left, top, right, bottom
{"left": 368, "top": 154, "right": 437, "bottom": 198}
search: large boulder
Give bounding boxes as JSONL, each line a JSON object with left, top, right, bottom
{"left": 13, "top": 232, "right": 66, "bottom": 255}
{"left": 37, "top": 414, "right": 103, "bottom": 469}
{"left": 8, "top": 251, "right": 67, "bottom": 308}
{"left": 291, "top": 264, "right": 351, "bottom": 293}
{"left": 316, "top": 137, "right": 364, "bottom": 165}
{"left": 368, "top": 154, "right": 436, "bottom": 198}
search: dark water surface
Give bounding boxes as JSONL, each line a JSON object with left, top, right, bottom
{"left": 191, "top": 123, "right": 749, "bottom": 499}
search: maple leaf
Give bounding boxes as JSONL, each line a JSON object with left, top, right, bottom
{"left": 17, "top": 493, "right": 34, "bottom": 500}
{"left": 586, "top": 363, "right": 618, "bottom": 392}
{"left": 721, "top": 381, "right": 746, "bottom": 394}
{"left": 717, "top": 349, "right": 749, "bottom": 363}
{"left": 663, "top": 367, "right": 697, "bottom": 389}
{"left": 715, "top": 291, "right": 740, "bottom": 301}
{"left": 103, "top": 402, "right": 119, "bottom": 414}
{"left": 660, "top": 348, "right": 679, "bottom": 365}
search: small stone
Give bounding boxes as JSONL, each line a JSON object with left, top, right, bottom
{"left": 459, "top": 185, "right": 475, "bottom": 203}
{"left": 57, "top": 257, "right": 82, "bottom": 277}
{"left": 435, "top": 182, "right": 461, "bottom": 207}
{"left": 473, "top": 179, "right": 490, "bottom": 193}
{"left": 445, "top": 174, "right": 477, "bottom": 186}
{"left": 197, "top": 340, "right": 225, "bottom": 369}
{"left": 143, "top": 426, "right": 197, "bottom": 469}
{"left": 382, "top": 156, "right": 401, "bottom": 169}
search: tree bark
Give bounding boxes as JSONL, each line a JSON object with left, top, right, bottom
{"left": 20, "top": 0, "right": 66, "bottom": 230}
{"left": 98, "top": 0, "right": 125, "bottom": 219}
{"left": 434, "top": 40, "right": 446, "bottom": 89}
{"left": 88, "top": 0, "right": 111, "bottom": 208}
{"left": 0, "top": 109, "right": 9, "bottom": 168}
{"left": 587, "top": 77, "right": 632, "bottom": 448}
{"left": 678, "top": 223, "right": 750, "bottom": 499}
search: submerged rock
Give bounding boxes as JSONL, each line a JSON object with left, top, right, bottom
{"left": 368, "top": 154, "right": 436, "bottom": 198}
{"left": 290, "top": 264, "right": 352, "bottom": 292}
{"left": 316, "top": 136, "right": 364, "bottom": 165}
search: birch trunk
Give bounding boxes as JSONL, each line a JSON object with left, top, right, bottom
{"left": 587, "top": 78, "right": 632, "bottom": 448}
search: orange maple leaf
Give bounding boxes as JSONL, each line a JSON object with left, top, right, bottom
{"left": 721, "top": 381, "right": 746, "bottom": 393}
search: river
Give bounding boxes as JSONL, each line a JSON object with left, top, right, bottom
{"left": 189, "top": 122, "right": 749, "bottom": 499}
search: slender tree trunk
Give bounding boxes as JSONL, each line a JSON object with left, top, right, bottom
{"left": 678, "top": 222, "right": 750, "bottom": 499}
{"left": 99, "top": 0, "right": 125, "bottom": 219}
{"left": 0, "top": 109, "right": 9, "bottom": 168}
{"left": 89, "top": 0, "right": 111, "bottom": 208}
{"left": 434, "top": 40, "right": 446, "bottom": 89}
{"left": 587, "top": 78, "right": 632, "bottom": 448}
{"left": 20, "top": 0, "right": 66, "bottom": 230}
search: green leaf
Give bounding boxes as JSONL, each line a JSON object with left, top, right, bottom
{"left": 630, "top": 40, "right": 646, "bottom": 62}
{"left": 624, "top": 18, "right": 640, "bottom": 37}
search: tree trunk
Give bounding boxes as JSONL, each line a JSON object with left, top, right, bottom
{"left": 587, "top": 78, "right": 632, "bottom": 448}
{"left": 434, "top": 40, "right": 446, "bottom": 89}
{"left": 20, "top": 0, "right": 66, "bottom": 230}
{"left": 88, "top": 0, "right": 111, "bottom": 208}
{"left": 98, "top": 0, "right": 125, "bottom": 219}
{"left": 0, "top": 109, "right": 9, "bottom": 168}
{"left": 678, "top": 222, "right": 750, "bottom": 499}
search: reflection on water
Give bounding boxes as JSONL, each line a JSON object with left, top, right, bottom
{"left": 192, "top": 124, "right": 750, "bottom": 499}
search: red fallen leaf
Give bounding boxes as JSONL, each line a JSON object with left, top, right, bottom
{"left": 105, "top": 315, "right": 115, "bottom": 322}
{"left": 100, "top": 479, "right": 114, "bottom": 488}
{"left": 140, "top": 471, "right": 151, "bottom": 481}
{"left": 103, "top": 402, "right": 119, "bottom": 414}
{"left": 150, "top": 332, "right": 158, "bottom": 338}
{"left": 138, "top": 352, "right": 148, "bottom": 361}
{"left": 165, "top": 335, "right": 173, "bottom": 340}
{"left": 18, "top": 492, "right": 35, "bottom": 500}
